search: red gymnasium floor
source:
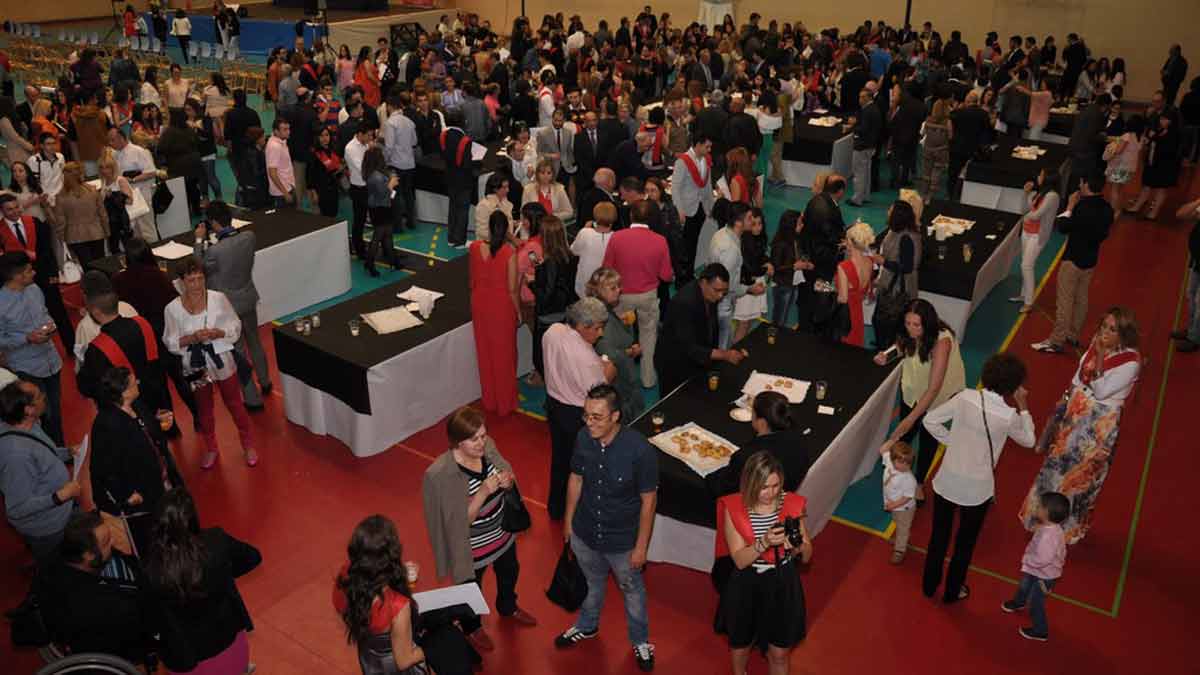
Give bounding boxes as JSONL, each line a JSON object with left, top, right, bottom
{"left": 3, "top": 174, "right": 1199, "bottom": 674}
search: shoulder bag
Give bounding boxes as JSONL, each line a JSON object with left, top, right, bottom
{"left": 501, "top": 484, "right": 532, "bottom": 533}
{"left": 980, "top": 389, "right": 997, "bottom": 504}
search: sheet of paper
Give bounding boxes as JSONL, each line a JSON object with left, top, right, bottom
{"left": 397, "top": 286, "right": 446, "bottom": 302}
{"left": 361, "top": 306, "right": 424, "bottom": 335}
{"left": 152, "top": 241, "right": 198, "bottom": 260}
{"left": 413, "top": 583, "right": 490, "bottom": 615}
{"left": 471, "top": 142, "right": 488, "bottom": 162}
{"left": 231, "top": 218, "right": 252, "bottom": 229}
{"left": 985, "top": 234, "right": 998, "bottom": 240}
{"left": 72, "top": 434, "right": 89, "bottom": 481}
{"left": 817, "top": 405, "right": 836, "bottom": 416}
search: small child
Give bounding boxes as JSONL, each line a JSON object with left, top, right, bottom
{"left": 881, "top": 441, "right": 918, "bottom": 564}
{"left": 1003, "top": 491, "right": 1069, "bottom": 641}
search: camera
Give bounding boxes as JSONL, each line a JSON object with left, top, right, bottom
{"left": 781, "top": 516, "right": 804, "bottom": 549}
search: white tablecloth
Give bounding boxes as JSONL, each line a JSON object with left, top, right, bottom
{"left": 252, "top": 220, "right": 352, "bottom": 323}
{"left": 918, "top": 223, "right": 1023, "bottom": 339}
{"left": 645, "top": 367, "right": 902, "bottom": 572}
{"left": 697, "top": 1, "right": 735, "bottom": 29}
{"left": 781, "top": 134, "right": 854, "bottom": 189}
{"left": 414, "top": 172, "right": 493, "bottom": 226}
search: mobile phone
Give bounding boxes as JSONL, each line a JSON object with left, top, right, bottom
{"left": 879, "top": 345, "right": 900, "bottom": 365}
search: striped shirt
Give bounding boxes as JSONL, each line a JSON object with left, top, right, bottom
{"left": 461, "top": 461, "right": 514, "bottom": 569}
{"left": 748, "top": 507, "right": 780, "bottom": 566}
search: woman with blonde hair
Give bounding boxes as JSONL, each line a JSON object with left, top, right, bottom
{"left": 836, "top": 221, "right": 875, "bottom": 346}
{"left": 585, "top": 267, "right": 644, "bottom": 422}
{"left": 917, "top": 98, "right": 952, "bottom": 204}
{"left": 52, "top": 162, "right": 109, "bottom": 265}
{"left": 97, "top": 152, "right": 154, "bottom": 252}
{"left": 521, "top": 159, "right": 573, "bottom": 223}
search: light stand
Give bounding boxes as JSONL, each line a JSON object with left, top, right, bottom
{"left": 102, "top": 0, "right": 124, "bottom": 46}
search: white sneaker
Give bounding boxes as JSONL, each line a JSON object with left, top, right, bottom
{"left": 1031, "top": 340, "right": 1063, "bottom": 353}
{"left": 634, "top": 642, "right": 655, "bottom": 671}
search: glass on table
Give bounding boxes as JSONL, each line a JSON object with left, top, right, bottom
{"left": 348, "top": 318, "right": 362, "bottom": 336}
{"left": 300, "top": 319, "right": 312, "bottom": 336}
{"left": 937, "top": 244, "right": 947, "bottom": 261}
{"left": 708, "top": 371, "right": 720, "bottom": 392}
{"left": 310, "top": 312, "right": 321, "bottom": 328}
{"left": 650, "top": 412, "right": 666, "bottom": 434}
{"left": 962, "top": 242, "right": 973, "bottom": 263}
{"left": 814, "top": 380, "right": 829, "bottom": 401}
{"left": 767, "top": 325, "right": 778, "bottom": 345}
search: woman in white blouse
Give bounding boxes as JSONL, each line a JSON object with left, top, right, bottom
{"left": 921, "top": 353, "right": 1036, "bottom": 603}
{"left": 163, "top": 255, "right": 257, "bottom": 469}
{"left": 474, "top": 173, "right": 514, "bottom": 242}
{"left": 1019, "top": 307, "right": 1141, "bottom": 544}
{"left": 521, "top": 159, "right": 573, "bottom": 223}
{"left": 1010, "top": 168, "right": 1061, "bottom": 312}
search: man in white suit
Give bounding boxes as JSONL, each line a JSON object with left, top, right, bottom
{"left": 670, "top": 133, "right": 715, "bottom": 284}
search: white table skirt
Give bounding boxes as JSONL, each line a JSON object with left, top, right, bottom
{"left": 697, "top": 1, "right": 734, "bottom": 29}
{"left": 155, "top": 177, "right": 192, "bottom": 239}
{"left": 646, "top": 367, "right": 902, "bottom": 572}
{"left": 917, "top": 223, "right": 1022, "bottom": 339}
{"left": 1023, "top": 129, "right": 1070, "bottom": 146}
{"left": 960, "top": 181, "right": 1030, "bottom": 214}
{"left": 414, "top": 172, "right": 493, "bottom": 226}
{"left": 253, "top": 220, "right": 352, "bottom": 323}
{"left": 282, "top": 322, "right": 534, "bottom": 457}
{"left": 781, "top": 134, "right": 853, "bottom": 189}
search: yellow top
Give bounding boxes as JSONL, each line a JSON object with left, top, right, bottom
{"left": 900, "top": 329, "right": 965, "bottom": 408}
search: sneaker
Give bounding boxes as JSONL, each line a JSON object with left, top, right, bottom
{"left": 889, "top": 551, "right": 905, "bottom": 565}
{"left": 554, "top": 626, "right": 598, "bottom": 649}
{"left": 1031, "top": 340, "right": 1063, "bottom": 353}
{"left": 1018, "top": 627, "right": 1048, "bottom": 642}
{"left": 1001, "top": 600, "right": 1025, "bottom": 613}
{"left": 633, "top": 643, "right": 655, "bottom": 671}
{"left": 1178, "top": 340, "right": 1200, "bottom": 353}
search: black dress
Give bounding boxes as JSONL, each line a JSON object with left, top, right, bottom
{"left": 1143, "top": 126, "right": 1182, "bottom": 188}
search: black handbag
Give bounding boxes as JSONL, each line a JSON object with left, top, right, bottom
{"left": 545, "top": 543, "right": 588, "bottom": 611}
{"left": 151, "top": 179, "right": 174, "bottom": 215}
{"left": 501, "top": 485, "right": 531, "bottom": 533}
{"left": 873, "top": 268, "right": 907, "bottom": 349}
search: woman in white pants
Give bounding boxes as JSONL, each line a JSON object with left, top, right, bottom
{"left": 1011, "top": 168, "right": 1061, "bottom": 313}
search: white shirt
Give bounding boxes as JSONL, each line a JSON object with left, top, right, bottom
{"left": 566, "top": 31, "right": 586, "bottom": 54}
{"left": 73, "top": 302, "right": 139, "bottom": 368}
{"left": 1070, "top": 348, "right": 1139, "bottom": 405}
{"left": 171, "top": 17, "right": 191, "bottom": 37}
{"left": 925, "top": 388, "right": 1036, "bottom": 506}
{"left": 27, "top": 153, "right": 65, "bottom": 201}
{"left": 114, "top": 143, "right": 157, "bottom": 179}
{"left": 510, "top": 153, "right": 538, "bottom": 187}
{"left": 537, "top": 86, "right": 556, "bottom": 129}
{"left": 569, "top": 226, "right": 614, "bottom": 298}
{"left": 344, "top": 137, "right": 369, "bottom": 187}
{"left": 140, "top": 82, "right": 163, "bottom": 108}
{"left": 163, "top": 290, "right": 242, "bottom": 380}
{"left": 882, "top": 452, "right": 917, "bottom": 512}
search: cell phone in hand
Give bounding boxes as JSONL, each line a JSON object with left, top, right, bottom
{"left": 879, "top": 345, "right": 900, "bottom": 364}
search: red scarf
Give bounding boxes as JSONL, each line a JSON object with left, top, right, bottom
{"left": 315, "top": 147, "right": 342, "bottom": 173}
{"left": 439, "top": 129, "right": 470, "bottom": 167}
{"left": 90, "top": 316, "right": 160, "bottom": 370}
{"left": 714, "top": 492, "right": 807, "bottom": 564}
{"left": 0, "top": 216, "right": 38, "bottom": 261}
{"left": 639, "top": 123, "right": 665, "bottom": 164}
{"left": 1078, "top": 345, "right": 1139, "bottom": 387}
{"left": 676, "top": 151, "right": 712, "bottom": 187}
{"left": 537, "top": 185, "right": 554, "bottom": 212}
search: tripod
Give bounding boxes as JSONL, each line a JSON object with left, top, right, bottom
{"left": 102, "top": 1, "right": 125, "bottom": 46}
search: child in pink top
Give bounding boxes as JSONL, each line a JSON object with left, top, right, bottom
{"left": 1002, "top": 491, "right": 1068, "bottom": 641}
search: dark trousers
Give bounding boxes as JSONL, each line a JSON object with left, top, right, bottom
{"left": 447, "top": 181, "right": 473, "bottom": 246}
{"left": 316, "top": 184, "right": 340, "bottom": 218}
{"left": 390, "top": 167, "right": 417, "bottom": 230}
{"left": 349, "top": 185, "right": 368, "bottom": 256}
{"left": 366, "top": 206, "right": 396, "bottom": 267}
{"left": 17, "top": 371, "right": 63, "bottom": 445}
{"left": 177, "top": 36, "right": 191, "bottom": 63}
{"left": 793, "top": 278, "right": 817, "bottom": 333}
{"left": 923, "top": 492, "right": 991, "bottom": 601}
{"left": 459, "top": 543, "right": 520, "bottom": 633}
{"left": 545, "top": 396, "right": 584, "bottom": 520}
{"left": 69, "top": 240, "right": 107, "bottom": 268}
{"left": 899, "top": 401, "right": 940, "bottom": 485}
{"left": 948, "top": 153, "right": 969, "bottom": 200}
{"left": 681, "top": 205, "right": 706, "bottom": 283}
{"left": 38, "top": 281, "right": 74, "bottom": 356}
{"left": 890, "top": 143, "right": 918, "bottom": 187}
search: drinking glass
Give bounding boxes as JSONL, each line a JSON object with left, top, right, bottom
{"left": 814, "top": 380, "right": 829, "bottom": 401}
{"left": 349, "top": 319, "right": 362, "bottom": 336}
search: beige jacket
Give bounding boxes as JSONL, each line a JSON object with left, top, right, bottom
{"left": 52, "top": 188, "right": 109, "bottom": 244}
{"left": 422, "top": 439, "right": 513, "bottom": 582}
{"left": 521, "top": 182, "right": 574, "bottom": 223}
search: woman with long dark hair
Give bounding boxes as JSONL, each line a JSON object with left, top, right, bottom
{"left": 363, "top": 146, "right": 401, "bottom": 276}
{"left": 769, "top": 209, "right": 811, "bottom": 327}
{"left": 873, "top": 200, "right": 923, "bottom": 348}
{"left": 185, "top": 99, "right": 221, "bottom": 206}
{"left": 874, "top": 299, "right": 966, "bottom": 504}
{"left": 1010, "top": 168, "right": 1061, "bottom": 312}
{"left": 203, "top": 72, "right": 230, "bottom": 145}
{"left": 469, "top": 211, "right": 521, "bottom": 415}
{"left": 307, "top": 125, "right": 344, "bottom": 218}
{"left": 526, "top": 215, "right": 578, "bottom": 378}
{"left": 354, "top": 46, "right": 382, "bottom": 109}
{"left": 143, "top": 488, "right": 261, "bottom": 674}
{"left": 711, "top": 390, "right": 812, "bottom": 497}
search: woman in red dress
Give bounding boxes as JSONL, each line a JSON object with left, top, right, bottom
{"left": 470, "top": 211, "right": 521, "bottom": 415}
{"left": 353, "top": 46, "right": 381, "bottom": 109}
{"left": 837, "top": 221, "right": 876, "bottom": 346}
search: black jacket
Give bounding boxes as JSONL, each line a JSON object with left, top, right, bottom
{"left": 800, "top": 193, "right": 845, "bottom": 281}
{"left": 839, "top": 68, "right": 871, "bottom": 114}
{"left": 223, "top": 104, "right": 261, "bottom": 157}
{"left": 531, "top": 255, "right": 579, "bottom": 318}
{"left": 77, "top": 316, "right": 170, "bottom": 412}
{"left": 282, "top": 102, "right": 319, "bottom": 163}
{"left": 853, "top": 99, "right": 883, "bottom": 149}
{"left": 654, "top": 280, "right": 718, "bottom": 393}
{"left": 1, "top": 217, "right": 60, "bottom": 284}
{"left": 707, "top": 427, "right": 811, "bottom": 497}
{"left": 1057, "top": 195, "right": 1112, "bottom": 270}
{"left": 441, "top": 127, "right": 476, "bottom": 189}
{"left": 949, "top": 106, "right": 992, "bottom": 157}
{"left": 576, "top": 186, "right": 617, "bottom": 228}
{"left": 89, "top": 401, "right": 181, "bottom": 518}
{"left": 611, "top": 139, "right": 649, "bottom": 184}
{"left": 724, "top": 111, "right": 763, "bottom": 157}
{"left": 889, "top": 93, "right": 927, "bottom": 148}
{"left": 695, "top": 104, "right": 730, "bottom": 157}
{"left": 574, "top": 126, "right": 602, "bottom": 188}
{"left": 411, "top": 108, "right": 443, "bottom": 156}
{"left": 36, "top": 554, "right": 150, "bottom": 662}
{"left": 596, "top": 118, "right": 630, "bottom": 168}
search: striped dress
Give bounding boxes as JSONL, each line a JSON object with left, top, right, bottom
{"left": 461, "top": 461, "right": 514, "bottom": 569}
{"left": 748, "top": 507, "right": 781, "bottom": 565}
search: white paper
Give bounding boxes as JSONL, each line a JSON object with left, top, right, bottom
{"left": 231, "top": 218, "right": 252, "bottom": 229}
{"left": 817, "top": 405, "right": 836, "bottom": 416}
{"left": 470, "top": 142, "right": 488, "bottom": 162}
{"left": 741, "top": 370, "right": 811, "bottom": 405}
{"left": 72, "top": 434, "right": 89, "bottom": 481}
{"left": 397, "top": 286, "right": 444, "bottom": 319}
{"left": 85, "top": 179, "right": 102, "bottom": 190}
{"left": 985, "top": 234, "right": 998, "bottom": 240}
{"left": 152, "top": 241, "right": 198, "bottom": 260}
{"left": 412, "top": 583, "right": 490, "bottom": 615}
{"left": 361, "top": 306, "right": 424, "bottom": 334}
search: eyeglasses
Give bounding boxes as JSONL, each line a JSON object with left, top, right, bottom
{"left": 581, "top": 413, "right": 612, "bottom": 423}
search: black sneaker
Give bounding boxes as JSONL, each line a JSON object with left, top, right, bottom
{"left": 633, "top": 642, "right": 655, "bottom": 671}
{"left": 1018, "top": 627, "right": 1048, "bottom": 642}
{"left": 1001, "top": 600, "right": 1024, "bottom": 613}
{"left": 554, "top": 626, "right": 597, "bottom": 648}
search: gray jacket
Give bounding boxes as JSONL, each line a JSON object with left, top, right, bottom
{"left": 670, "top": 151, "right": 716, "bottom": 218}
{"left": 422, "top": 439, "right": 512, "bottom": 582}
{"left": 535, "top": 124, "right": 577, "bottom": 175}
{"left": 197, "top": 229, "right": 259, "bottom": 316}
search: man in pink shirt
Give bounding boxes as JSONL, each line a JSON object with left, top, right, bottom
{"left": 265, "top": 117, "right": 295, "bottom": 208}
{"left": 602, "top": 200, "right": 673, "bottom": 388}
{"left": 1002, "top": 491, "right": 1068, "bottom": 641}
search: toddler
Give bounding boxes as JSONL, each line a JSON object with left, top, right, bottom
{"left": 881, "top": 441, "right": 918, "bottom": 564}
{"left": 1003, "top": 491, "right": 1069, "bottom": 641}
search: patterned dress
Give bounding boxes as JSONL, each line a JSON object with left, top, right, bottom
{"left": 1019, "top": 347, "right": 1140, "bottom": 543}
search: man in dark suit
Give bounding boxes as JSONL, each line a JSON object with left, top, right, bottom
{"left": 193, "top": 201, "right": 268, "bottom": 407}
{"left": 948, "top": 91, "right": 992, "bottom": 198}
{"left": 1060, "top": 34, "right": 1088, "bottom": 100}
{"left": 941, "top": 31, "right": 969, "bottom": 68}
{"left": 723, "top": 96, "right": 763, "bottom": 160}
{"left": 796, "top": 177, "right": 846, "bottom": 332}
{"left": 441, "top": 110, "right": 476, "bottom": 248}
{"left": 695, "top": 89, "right": 730, "bottom": 170}
{"left": 888, "top": 82, "right": 927, "bottom": 188}
{"left": 573, "top": 111, "right": 602, "bottom": 195}
{"left": 687, "top": 49, "right": 717, "bottom": 92}
{"left": 485, "top": 52, "right": 510, "bottom": 105}
{"left": 611, "top": 132, "right": 652, "bottom": 185}
{"left": 14, "top": 85, "right": 40, "bottom": 141}
{"left": 1162, "top": 44, "right": 1189, "bottom": 105}
{"left": 1067, "top": 95, "right": 1113, "bottom": 190}
{"left": 596, "top": 99, "right": 629, "bottom": 169}
{"left": 847, "top": 89, "right": 883, "bottom": 206}
{"left": 576, "top": 168, "right": 617, "bottom": 229}
{"left": 281, "top": 90, "right": 319, "bottom": 212}
{"left": 654, "top": 263, "right": 747, "bottom": 396}
{"left": 839, "top": 56, "right": 871, "bottom": 114}
{"left": 224, "top": 89, "right": 262, "bottom": 173}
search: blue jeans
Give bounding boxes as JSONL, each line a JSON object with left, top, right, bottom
{"left": 1187, "top": 268, "right": 1200, "bottom": 343}
{"left": 570, "top": 534, "right": 649, "bottom": 645}
{"left": 770, "top": 284, "right": 797, "bottom": 326}
{"left": 1010, "top": 573, "right": 1056, "bottom": 636}
{"left": 200, "top": 157, "right": 222, "bottom": 201}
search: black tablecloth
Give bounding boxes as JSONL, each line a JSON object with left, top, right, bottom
{"left": 915, "top": 200, "right": 1019, "bottom": 300}
{"left": 781, "top": 115, "right": 851, "bottom": 164}
{"left": 963, "top": 136, "right": 1070, "bottom": 189}
{"left": 273, "top": 255, "right": 471, "bottom": 415}
{"left": 630, "top": 328, "right": 893, "bottom": 528}
{"left": 412, "top": 141, "right": 505, "bottom": 195}
{"left": 1045, "top": 112, "right": 1076, "bottom": 138}
{"left": 88, "top": 209, "right": 341, "bottom": 278}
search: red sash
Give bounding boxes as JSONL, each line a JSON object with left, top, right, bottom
{"left": 537, "top": 186, "right": 554, "bottom": 212}
{"left": 91, "top": 316, "right": 159, "bottom": 371}
{"left": 676, "top": 152, "right": 712, "bottom": 188}
{"left": 0, "top": 216, "right": 38, "bottom": 261}
{"left": 715, "top": 492, "right": 807, "bottom": 564}
{"left": 1078, "top": 346, "right": 1139, "bottom": 387}
{"left": 439, "top": 129, "right": 470, "bottom": 167}
{"left": 640, "top": 123, "right": 665, "bottom": 165}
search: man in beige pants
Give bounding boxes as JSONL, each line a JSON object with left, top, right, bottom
{"left": 1033, "top": 175, "right": 1113, "bottom": 353}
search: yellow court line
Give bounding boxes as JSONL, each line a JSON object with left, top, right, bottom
{"left": 997, "top": 242, "right": 1067, "bottom": 354}
{"left": 829, "top": 515, "right": 892, "bottom": 541}
{"left": 517, "top": 408, "right": 547, "bottom": 422}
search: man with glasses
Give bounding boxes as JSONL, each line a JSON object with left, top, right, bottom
{"left": 556, "top": 383, "right": 659, "bottom": 672}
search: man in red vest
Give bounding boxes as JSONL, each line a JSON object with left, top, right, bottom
{"left": 0, "top": 194, "right": 74, "bottom": 356}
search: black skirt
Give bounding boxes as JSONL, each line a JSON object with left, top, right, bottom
{"left": 713, "top": 560, "right": 807, "bottom": 651}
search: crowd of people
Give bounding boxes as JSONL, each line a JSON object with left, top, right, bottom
{"left": 0, "top": 3, "right": 1196, "bottom": 673}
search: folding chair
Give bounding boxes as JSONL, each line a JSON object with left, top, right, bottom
{"left": 33, "top": 25, "right": 41, "bottom": 38}
{"left": 89, "top": 32, "right": 100, "bottom": 46}
{"left": 187, "top": 40, "right": 199, "bottom": 63}
{"left": 213, "top": 44, "right": 225, "bottom": 62}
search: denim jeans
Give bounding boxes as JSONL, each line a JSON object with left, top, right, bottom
{"left": 1187, "top": 268, "right": 1200, "bottom": 343}
{"left": 1010, "top": 573, "right": 1056, "bottom": 636}
{"left": 850, "top": 147, "right": 875, "bottom": 205}
{"left": 570, "top": 534, "right": 649, "bottom": 645}
{"left": 201, "top": 157, "right": 222, "bottom": 201}
{"left": 770, "top": 284, "right": 797, "bottom": 326}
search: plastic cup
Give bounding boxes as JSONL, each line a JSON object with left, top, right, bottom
{"left": 767, "top": 325, "right": 778, "bottom": 345}
{"left": 815, "top": 380, "right": 828, "bottom": 401}
{"left": 294, "top": 317, "right": 306, "bottom": 332}
{"left": 300, "top": 319, "right": 312, "bottom": 336}
{"left": 349, "top": 319, "right": 361, "bottom": 337}
{"left": 708, "top": 371, "right": 720, "bottom": 392}
{"left": 651, "top": 412, "right": 665, "bottom": 434}
{"left": 310, "top": 312, "right": 321, "bottom": 328}
{"left": 962, "top": 243, "right": 973, "bottom": 263}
